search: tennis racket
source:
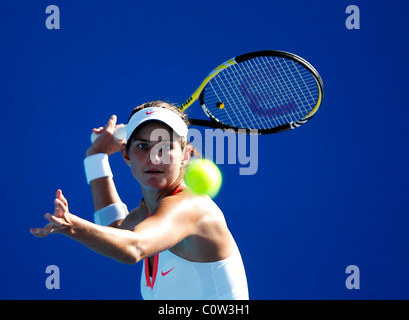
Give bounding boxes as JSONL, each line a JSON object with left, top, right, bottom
{"left": 180, "top": 50, "right": 323, "bottom": 135}
{"left": 91, "top": 50, "right": 323, "bottom": 141}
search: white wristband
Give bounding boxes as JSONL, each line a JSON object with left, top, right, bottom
{"left": 84, "top": 153, "right": 113, "bottom": 184}
{"left": 94, "top": 203, "right": 129, "bottom": 226}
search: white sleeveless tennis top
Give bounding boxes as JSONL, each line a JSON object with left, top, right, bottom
{"left": 140, "top": 242, "right": 249, "bottom": 300}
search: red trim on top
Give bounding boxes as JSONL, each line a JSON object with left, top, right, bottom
{"left": 143, "top": 185, "right": 184, "bottom": 290}
{"left": 144, "top": 253, "right": 159, "bottom": 289}
{"left": 172, "top": 185, "right": 184, "bottom": 195}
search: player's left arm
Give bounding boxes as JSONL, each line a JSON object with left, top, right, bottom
{"left": 30, "top": 190, "right": 200, "bottom": 264}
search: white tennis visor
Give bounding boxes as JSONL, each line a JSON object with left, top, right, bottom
{"left": 126, "top": 107, "right": 188, "bottom": 141}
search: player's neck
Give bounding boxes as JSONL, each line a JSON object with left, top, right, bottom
{"left": 141, "top": 183, "right": 185, "bottom": 213}
{"left": 141, "top": 189, "right": 160, "bottom": 213}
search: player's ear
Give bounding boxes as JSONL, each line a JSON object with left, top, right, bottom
{"left": 121, "top": 143, "right": 131, "bottom": 166}
{"left": 181, "top": 144, "right": 193, "bottom": 167}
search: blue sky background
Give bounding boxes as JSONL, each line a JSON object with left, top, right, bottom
{"left": 1, "top": 0, "right": 409, "bottom": 299}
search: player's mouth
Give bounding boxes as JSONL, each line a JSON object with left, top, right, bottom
{"left": 144, "top": 169, "right": 163, "bottom": 174}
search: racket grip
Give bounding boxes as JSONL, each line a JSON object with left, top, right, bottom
{"left": 90, "top": 125, "right": 127, "bottom": 143}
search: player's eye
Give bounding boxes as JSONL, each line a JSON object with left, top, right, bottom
{"left": 136, "top": 143, "right": 148, "bottom": 150}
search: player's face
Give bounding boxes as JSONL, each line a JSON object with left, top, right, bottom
{"left": 126, "top": 121, "right": 185, "bottom": 191}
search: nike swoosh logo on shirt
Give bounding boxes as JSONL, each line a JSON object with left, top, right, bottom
{"left": 161, "top": 267, "right": 175, "bottom": 276}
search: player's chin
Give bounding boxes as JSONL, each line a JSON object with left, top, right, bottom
{"left": 142, "top": 175, "right": 168, "bottom": 189}
{"left": 143, "top": 171, "right": 165, "bottom": 183}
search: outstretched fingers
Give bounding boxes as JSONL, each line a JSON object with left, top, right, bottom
{"left": 30, "top": 217, "right": 57, "bottom": 238}
{"left": 45, "top": 212, "right": 65, "bottom": 228}
{"left": 55, "top": 189, "right": 68, "bottom": 212}
{"left": 54, "top": 197, "right": 68, "bottom": 217}
{"left": 30, "top": 189, "right": 72, "bottom": 238}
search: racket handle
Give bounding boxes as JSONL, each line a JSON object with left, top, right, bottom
{"left": 90, "top": 125, "right": 127, "bottom": 143}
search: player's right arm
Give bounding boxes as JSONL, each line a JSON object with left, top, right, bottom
{"left": 85, "top": 115, "right": 127, "bottom": 228}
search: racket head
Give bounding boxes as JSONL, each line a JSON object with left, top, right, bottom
{"left": 188, "top": 50, "right": 324, "bottom": 134}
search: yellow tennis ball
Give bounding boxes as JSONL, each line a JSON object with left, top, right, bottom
{"left": 184, "top": 159, "right": 222, "bottom": 198}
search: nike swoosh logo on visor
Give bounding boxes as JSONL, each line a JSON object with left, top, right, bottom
{"left": 146, "top": 111, "right": 158, "bottom": 115}
{"left": 161, "top": 267, "right": 175, "bottom": 276}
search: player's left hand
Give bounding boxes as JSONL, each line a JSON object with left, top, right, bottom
{"left": 30, "top": 189, "right": 75, "bottom": 238}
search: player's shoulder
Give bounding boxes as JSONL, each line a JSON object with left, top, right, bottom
{"left": 165, "top": 189, "right": 230, "bottom": 248}
{"left": 160, "top": 188, "right": 224, "bottom": 219}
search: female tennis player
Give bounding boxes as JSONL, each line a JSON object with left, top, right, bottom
{"left": 30, "top": 101, "right": 249, "bottom": 300}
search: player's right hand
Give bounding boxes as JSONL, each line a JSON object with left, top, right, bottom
{"left": 86, "top": 115, "right": 126, "bottom": 157}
